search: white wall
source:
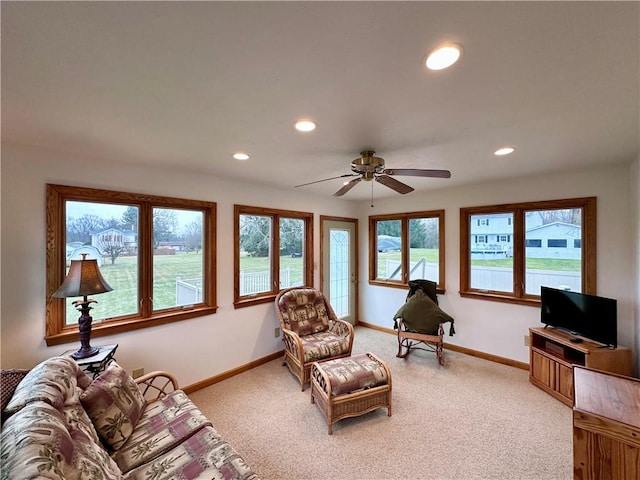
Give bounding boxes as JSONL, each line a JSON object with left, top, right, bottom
{"left": 632, "top": 156, "right": 640, "bottom": 374}
{"left": 357, "top": 163, "right": 638, "bottom": 367}
{"left": 2, "top": 143, "right": 638, "bottom": 381}
{"left": 0, "top": 143, "right": 358, "bottom": 386}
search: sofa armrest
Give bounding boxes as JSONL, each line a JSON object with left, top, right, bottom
{"left": 135, "top": 371, "right": 179, "bottom": 403}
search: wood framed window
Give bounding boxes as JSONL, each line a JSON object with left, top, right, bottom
{"left": 46, "top": 184, "right": 217, "bottom": 346}
{"left": 460, "top": 197, "right": 596, "bottom": 306}
{"left": 368, "top": 210, "right": 445, "bottom": 291}
{"left": 234, "top": 205, "right": 313, "bottom": 308}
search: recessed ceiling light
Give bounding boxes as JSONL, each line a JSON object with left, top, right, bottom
{"left": 425, "top": 43, "right": 463, "bottom": 70}
{"left": 294, "top": 120, "right": 316, "bottom": 132}
{"left": 494, "top": 147, "right": 515, "bottom": 156}
{"left": 233, "top": 152, "right": 250, "bottom": 160}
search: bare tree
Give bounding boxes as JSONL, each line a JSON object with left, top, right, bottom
{"left": 536, "top": 209, "right": 581, "bottom": 225}
{"left": 67, "top": 214, "right": 104, "bottom": 243}
{"left": 153, "top": 209, "right": 179, "bottom": 248}
{"left": 183, "top": 218, "right": 203, "bottom": 253}
{"left": 98, "top": 232, "right": 128, "bottom": 265}
{"left": 240, "top": 215, "right": 271, "bottom": 257}
{"left": 98, "top": 240, "right": 127, "bottom": 265}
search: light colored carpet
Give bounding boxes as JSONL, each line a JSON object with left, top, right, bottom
{"left": 189, "top": 326, "right": 573, "bottom": 480}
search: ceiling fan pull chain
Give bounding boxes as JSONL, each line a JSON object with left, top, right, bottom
{"left": 371, "top": 181, "right": 374, "bottom": 208}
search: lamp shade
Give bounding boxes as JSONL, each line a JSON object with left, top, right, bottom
{"left": 52, "top": 257, "right": 113, "bottom": 298}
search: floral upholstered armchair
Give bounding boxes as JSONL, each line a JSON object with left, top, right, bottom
{"left": 275, "top": 287, "right": 354, "bottom": 390}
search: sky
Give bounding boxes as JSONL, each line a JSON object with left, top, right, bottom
{"left": 66, "top": 201, "right": 201, "bottom": 231}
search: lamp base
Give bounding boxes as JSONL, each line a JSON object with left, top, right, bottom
{"left": 71, "top": 345, "right": 100, "bottom": 360}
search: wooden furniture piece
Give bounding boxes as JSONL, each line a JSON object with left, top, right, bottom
{"left": 310, "top": 352, "right": 392, "bottom": 434}
{"left": 529, "top": 327, "right": 631, "bottom": 406}
{"left": 397, "top": 320, "right": 445, "bottom": 365}
{"left": 274, "top": 287, "right": 354, "bottom": 391}
{"left": 394, "top": 279, "right": 454, "bottom": 366}
{"left": 62, "top": 343, "right": 118, "bottom": 378}
{"left": 573, "top": 366, "right": 640, "bottom": 480}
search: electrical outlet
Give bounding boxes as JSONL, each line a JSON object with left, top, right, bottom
{"left": 132, "top": 368, "right": 145, "bottom": 379}
{"left": 524, "top": 335, "right": 530, "bottom": 346}
{"left": 274, "top": 327, "right": 281, "bottom": 338}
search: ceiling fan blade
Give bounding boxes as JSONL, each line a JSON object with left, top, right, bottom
{"left": 333, "top": 178, "right": 361, "bottom": 197}
{"left": 295, "top": 173, "right": 358, "bottom": 188}
{"left": 375, "top": 175, "right": 414, "bottom": 194}
{"left": 383, "top": 168, "right": 451, "bottom": 179}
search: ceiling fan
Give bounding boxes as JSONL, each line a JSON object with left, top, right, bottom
{"left": 295, "top": 150, "right": 452, "bottom": 197}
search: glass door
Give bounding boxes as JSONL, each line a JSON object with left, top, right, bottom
{"left": 321, "top": 216, "right": 357, "bottom": 325}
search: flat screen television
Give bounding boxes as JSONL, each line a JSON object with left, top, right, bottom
{"left": 540, "top": 286, "right": 617, "bottom": 348}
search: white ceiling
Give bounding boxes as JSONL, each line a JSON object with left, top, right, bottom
{"left": 2, "top": 2, "right": 639, "bottom": 200}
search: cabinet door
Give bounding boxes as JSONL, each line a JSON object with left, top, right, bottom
{"left": 531, "top": 351, "right": 555, "bottom": 389}
{"left": 557, "top": 363, "right": 574, "bottom": 402}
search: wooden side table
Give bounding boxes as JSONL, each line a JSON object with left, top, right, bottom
{"left": 62, "top": 344, "right": 118, "bottom": 378}
{"left": 573, "top": 366, "right": 640, "bottom": 479}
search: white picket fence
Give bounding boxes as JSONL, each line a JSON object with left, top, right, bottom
{"left": 383, "top": 260, "right": 581, "bottom": 293}
{"left": 179, "top": 263, "right": 582, "bottom": 304}
{"left": 175, "top": 277, "right": 203, "bottom": 305}
{"left": 176, "top": 269, "right": 295, "bottom": 304}
{"left": 239, "top": 268, "right": 292, "bottom": 295}
{"left": 470, "top": 266, "right": 581, "bottom": 293}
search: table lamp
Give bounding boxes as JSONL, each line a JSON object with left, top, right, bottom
{"left": 52, "top": 253, "right": 113, "bottom": 359}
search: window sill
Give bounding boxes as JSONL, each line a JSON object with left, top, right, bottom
{"left": 45, "top": 306, "right": 218, "bottom": 347}
{"left": 369, "top": 279, "right": 445, "bottom": 295}
{"left": 369, "top": 279, "right": 405, "bottom": 289}
{"left": 233, "top": 295, "right": 276, "bottom": 309}
{"left": 459, "top": 290, "right": 540, "bottom": 307}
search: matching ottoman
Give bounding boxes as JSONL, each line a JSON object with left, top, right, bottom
{"left": 310, "top": 352, "right": 392, "bottom": 434}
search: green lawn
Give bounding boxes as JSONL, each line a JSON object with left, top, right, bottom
{"left": 380, "top": 249, "right": 580, "bottom": 270}
{"left": 377, "top": 249, "right": 580, "bottom": 277}
{"left": 67, "top": 253, "right": 305, "bottom": 324}
{"left": 239, "top": 255, "right": 304, "bottom": 275}
{"left": 471, "top": 258, "right": 580, "bottom": 271}
{"left": 69, "top": 249, "right": 580, "bottom": 324}
{"left": 66, "top": 253, "right": 204, "bottom": 324}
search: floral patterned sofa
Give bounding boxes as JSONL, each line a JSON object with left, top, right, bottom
{"left": 0, "top": 356, "right": 259, "bottom": 480}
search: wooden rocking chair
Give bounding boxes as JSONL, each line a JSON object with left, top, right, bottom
{"left": 396, "top": 320, "right": 445, "bottom": 365}
{"left": 393, "top": 280, "right": 454, "bottom": 366}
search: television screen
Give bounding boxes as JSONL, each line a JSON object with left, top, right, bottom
{"left": 540, "top": 287, "right": 617, "bottom": 348}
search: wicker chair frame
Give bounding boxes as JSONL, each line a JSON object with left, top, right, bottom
{"left": 274, "top": 287, "right": 354, "bottom": 391}
{"left": 310, "top": 352, "right": 392, "bottom": 434}
{"left": 135, "top": 371, "right": 179, "bottom": 403}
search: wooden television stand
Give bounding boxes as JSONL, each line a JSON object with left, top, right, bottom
{"left": 529, "top": 327, "right": 632, "bottom": 406}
